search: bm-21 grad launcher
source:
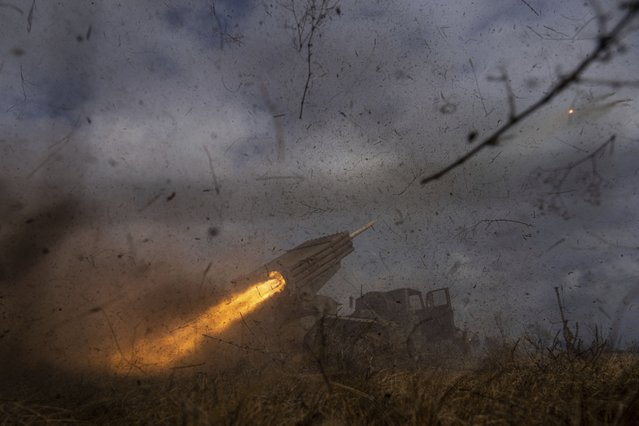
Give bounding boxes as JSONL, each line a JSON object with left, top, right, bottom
{"left": 222, "top": 220, "right": 466, "bottom": 368}
{"left": 228, "top": 221, "right": 376, "bottom": 350}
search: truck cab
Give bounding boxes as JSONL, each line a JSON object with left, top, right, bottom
{"left": 351, "top": 287, "right": 457, "bottom": 342}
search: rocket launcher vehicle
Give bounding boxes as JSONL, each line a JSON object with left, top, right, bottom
{"left": 267, "top": 220, "right": 375, "bottom": 299}
{"left": 232, "top": 221, "right": 375, "bottom": 306}
{"left": 108, "top": 221, "right": 376, "bottom": 372}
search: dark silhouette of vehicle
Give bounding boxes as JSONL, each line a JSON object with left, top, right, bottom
{"left": 303, "top": 287, "right": 467, "bottom": 368}
{"left": 232, "top": 221, "right": 467, "bottom": 365}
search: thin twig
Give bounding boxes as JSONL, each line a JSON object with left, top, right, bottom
{"left": 200, "top": 261, "right": 212, "bottom": 289}
{"left": 255, "top": 175, "right": 304, "bottom": 181}
{"left": 102, "top": 309, "right": 145, "bottom": 375}
{"left": 295, "top": 0, "right": 338, "bottom": 119}
{"left": 534, "top": 134, "right": 615, "bottom": 217}
{"left": 502, "top": 69, "right": 517, "bottom": 120}
{"left": 396, "top": 172, "right": 422, "bottom": 195}
{"left": 19, "top": 65, "right": 26, "bottom": 100}
{"left": 26, "top": 121, "right": 80, "bottom": 179}
{"left": 210, "top": 0, "right": 224, "bottom": 50}
{"left": 202, "top": 333, "right": 288, "bottom": 360}
{"left": 469, "top": 58, "right": 490, "bottom": 117}
{"left": 261, "top": 83, "right": 286, "bottom": 160}
{"left": 26, "top": 0, "right": 35, "bottom": 32}
{"left": 0, "top": 3, "right": 24, "bottom": 15}
{"left": 520, "top": 0, "right": 540, "bottom": 17}
{"left": 299, "top": 21, "right": 315, "bottom": 119}
{"left": 170, "top": 362, "right": 206, "bottom": 370}
{"left": 471, "top": 218, "right": 533, "bottom": 230}
{"left": 203, "top": 145, "right": 220, "bottom": 194}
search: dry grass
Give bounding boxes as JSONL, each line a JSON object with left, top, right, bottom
{"left": 2, "top": 349, "right": 638, "bottom": 425}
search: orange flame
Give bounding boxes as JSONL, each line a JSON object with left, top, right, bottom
{"left": 111, "top": 271, "right": 286, "bottom": 373}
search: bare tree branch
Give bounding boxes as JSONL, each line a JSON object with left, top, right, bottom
{"left": 420, "top": 3, "right": 639, "bottom": 186}
{"left": 534, "top": 134, "right": 615, "bottom": 218}
{"left": 288, "top": 0, "right": 339, "bottom": 119}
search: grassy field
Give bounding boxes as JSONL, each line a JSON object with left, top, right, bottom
{"left": 2, "top": 345, "right": 639, "bottom": 425}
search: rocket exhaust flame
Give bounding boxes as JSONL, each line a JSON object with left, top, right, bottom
{"left": 110, "top": 221, "right": 372, "bottom": 374}
{"left": 111, "top": 271, "right": 286, "bottom": 373}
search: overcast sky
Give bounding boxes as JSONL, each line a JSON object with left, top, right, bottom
{"left": 1, "top": 0, "right": 638, "bottom": 371}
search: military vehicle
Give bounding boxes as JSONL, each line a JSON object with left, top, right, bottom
{"left": 303, "top": 287, "right": 468, "bottom": 368}
{"left": 231, "top": 221, "right": 467, "bottom": 366}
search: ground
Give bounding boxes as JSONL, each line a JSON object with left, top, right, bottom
{"left": 2, "top": 348, "right": 638, "bottom": 425}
